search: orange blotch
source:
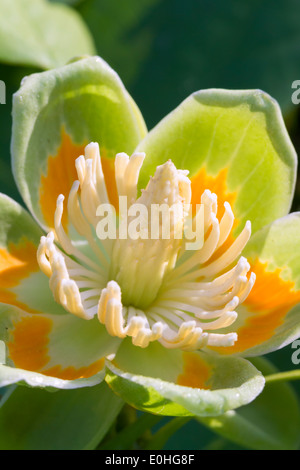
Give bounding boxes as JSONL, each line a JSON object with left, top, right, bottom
{"left": 39, "top": 130, "right": 119, "bottom": 229}
{"left": 43, "top": 358, "right": 105, "bottom": 380}
{"left": 177, "top": 353, "right": 211, "bottom": 389}
{"left": 218, "top": 260, "right": 300, "bottom": 355}
{"left": 40, "top": 130, "right": 86, "bottom": 231}
{"left": 100, "top": 150, "right": 119, "bottom": 211}
{"left": 7, "top": 316, "right": 52, "bottom": 371}
{"left": 7, "top": 314, "right": 104, "bottom": 379}
{"left": 190, "top": 167, "right": 237, "bottom": 220}
{"left": 0, "top": 240, "right": 39, "bottom": 313}
{"left": 190, "top": 167, "right": 238, "bottom": 267}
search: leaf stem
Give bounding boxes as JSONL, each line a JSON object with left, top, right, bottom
{"left": 265, "top": 369, "right": 300, "bottom": 384}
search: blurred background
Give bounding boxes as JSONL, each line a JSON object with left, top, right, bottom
{"left": 1, "top": 0, "right": 300, "bottom": 449}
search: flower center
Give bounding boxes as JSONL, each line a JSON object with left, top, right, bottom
{"left": 37, "top": 143, "right": 255, "bottom": 350}
{"left": 109, "top": 160, "right": 191, "bottom": 309}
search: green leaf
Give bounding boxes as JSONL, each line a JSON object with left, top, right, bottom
{"left": 0, "top": 0, "right": 96, "bottom": 69}
{"left": 198, "top": 357, "right": 300, "bottom": 450}
{"left": 105, "top": 341, "right": 265, "bottom": 417}
{"left": 78, "top": 0, "right": 161, "bottom": 85}
{"left": 0, "top": 382, "right": 123, "bottom": 450}
{"left": 136, "top": 89, "right": 297, "bottom": 236}
{"left": 124, "top": 0, "right": 300, "bottom": 126}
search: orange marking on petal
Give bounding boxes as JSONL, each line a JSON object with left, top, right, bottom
{"left": 39, "top": 129, "right": 86, "bottom": 230}
{"left": 0, "top": 240, "right": 39, "bottom": 312}
{"left": 7, "top": 316, "right": 52, "bottom": 371}
{"left": 100, "top": 151, "right": 119, "bottom": 211}
{"left": 190, "top": 167, "right": 238, "bottom": 268}
{"left": 190, "top": 167, "right": 237, "bottom": 219}
{"left": 40, "top": 130, "right": 119, "bottom": 228}
{"left": 177, "top": 352, "right": 211, "bottom": 389}
{"left": 42, "top": 358, "right": 105, "bottom": 380}
{"left": 216, "top": 260, "right": 300, "bottom": 355}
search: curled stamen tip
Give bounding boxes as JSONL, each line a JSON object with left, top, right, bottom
{"left": 178, "top": 169, "right": 189, "bottom": 176}
{"left": 224, "top": 201, "right": 233, "bottom": 212}
{"left": 116, "top": 152, "right": 130, "bottom": 160}
{"left": 57, "top": 194, "right": 65, "bottom": 205}
{"left": 131, "top": 151, "right": 145, "bottom": 160}
{"left": 52, "top": 252, "right": 65, "bottom": 269}
{"left": 203, "top": 189, "right": 212, "bottom": 196}
{"left": 245, "top": 220, "right": 252, "bottom": 231}
{"left": 228, "top": 296, "right": 240, "bottom": 308}
{"left": 228, "top": 311, "right": 238, "bottom": 321}
{"left": 47, "top": 231, "right": 55, "bottom": 240}
{"left": 202, "top": 189, "right": 217, "bottom": 203}
{"left": 152, "top": 322, "right": 164, "bottom": 334}
{"left": 180, "top": 320, "right": 197, "bottom": 332}
{"left": 75, "top": 154, "right": 85, "bottom": 165}
{"left": 85, "top": 142, "right": 99, "bottom": 151}
{"left": 238, "top": 256, "right": 248, "bottom": 265}
{"left": 227, "top": 333, "right": 238, "bottom": 346}
{"left": 106, "top": 280, "right": 122, "bottom": 296}
{"left": 71, "top": 180, "right": 80, "bottom": 191}
{"left": 46, "top": 233, "right": 55, "bottom": 248}
{"left": 85, "top": 143, "right": 101, "bottom": 165}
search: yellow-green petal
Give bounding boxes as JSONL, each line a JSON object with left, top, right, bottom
{"left": 0, "top": 303, "right": 121, "bottom": 389}
{"left": 12, "top": 56, "right": 147, "bottom": 232}
{"left": 215, "top": 212, "right": 300, "bottom": 357}
{"left": 105, "top": 339, "right": 265, "bottom": 417}
{"left": 136, "top": 89, "right": 296, "bottom": 235}
{"left": 0, "top": 194, "right": 65, "bottom": 315}
{"left": 0, "top": 0, "right": 96, "bottom": 69}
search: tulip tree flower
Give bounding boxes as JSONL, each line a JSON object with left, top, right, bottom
{"left": 0, "top": 56, "right": 299, "bottom": 421}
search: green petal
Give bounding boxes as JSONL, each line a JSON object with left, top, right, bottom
{"left": 199, "top": 357, "right": 300, "bottom": 450}
{"left": 12, "top": 55, "right": 147, "bottom": 231}
{"left": 0, "top": 303, "right": 121, "bottom": 389}
{"left": 0, "top": 382, "right": 123, "bottom": 450}
{"left": 228, "top": 212, "right": 300, "bottom": 357}
{"left": 0, "top": 0, "right": 95, "bottom": 69}
{"left": 216, "top": 212, "right": 300, "bottom": 357}
{"left": 0, "top": 194, "right": 65, "bottom": 315}
{"left": 0, "top": 362, "right": 103, "bottom": 390}
{"left": 105, "top": 340, "right": 264, "bottom": 417}
{"left": 136, "top": 89, "right": 296, "bottom": 234}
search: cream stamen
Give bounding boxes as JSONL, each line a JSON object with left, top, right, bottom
{"left": 37, "top": 142, "right": 255, "bottom": 351}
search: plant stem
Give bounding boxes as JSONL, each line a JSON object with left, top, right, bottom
{"left": 98, "top": 411, "right": 162, "bottom": 450}
{"left": 144, "top": 417, "right": 191, "bottom": 450}
{"left": 265, "top": 369, "right": 300, "bottom": 384}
